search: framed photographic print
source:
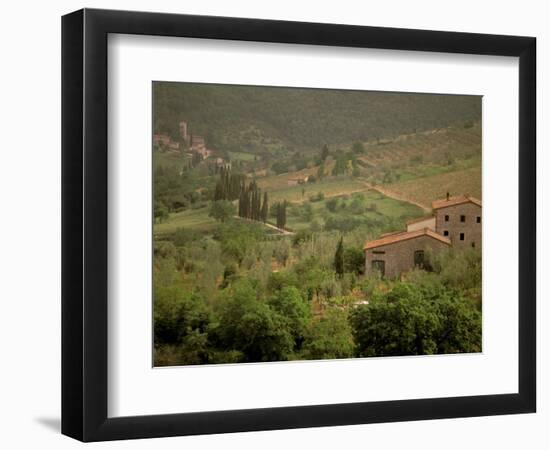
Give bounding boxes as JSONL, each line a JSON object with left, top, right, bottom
{"left": 61, "top": 8, "right": 536, "bottom": 442}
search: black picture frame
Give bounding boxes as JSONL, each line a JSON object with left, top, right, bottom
{"left": 62, "top": 8, "right": 536, "bottom": 442}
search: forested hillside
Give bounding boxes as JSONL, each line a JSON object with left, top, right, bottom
{"left": 153, "top": 82, "right": 481, "bottom": 153}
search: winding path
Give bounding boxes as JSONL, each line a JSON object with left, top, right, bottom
{"left": 233, "top": 216, "right": 295, "bottom": 235}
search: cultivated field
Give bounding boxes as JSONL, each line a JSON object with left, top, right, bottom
{"left": 356, "top": 123, "right": 481, "bottom": 183}
{"left": 386, "top": 166, "right": 482, "bottom": 207}
{"left": 267, "top": 177, "right": 369, "bottom": 204}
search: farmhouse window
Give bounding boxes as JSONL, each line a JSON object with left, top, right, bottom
{"left": 443, "top": 230, "right": 449, "bottom": 236}
{"left": 372, "top": 250, "right": 386, "bottom": 255}
{"left": 460, "top": 232, "right": 465, "bottom": 241}
{"left": 460, "top": 215, "right": 466, "bottom": 222}
{"left": 414, "top": 250, "right": 425, "bottom": 267}
{"left": 372, "top": 260, "right": 385, "bottom": 276}
{"left": 444, "top": 215, "right": 449, "bottom": 222}
{"left": 477, "top": 216, "right": 481, "bottom": 223}
{"left": 471, "top": 242, "right": 476, "bottom": 248}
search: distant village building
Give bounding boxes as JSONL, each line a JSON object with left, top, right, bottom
{"left": 191, "top": 135, "right": 205, "bottom": 150}
{"left": 190, "top": 135, "right": 213, "bottom": 159}
{"left": 153, "top": 134, "right": 171, "bottom": 147}
{"left": 214, "top": 157, "right": 231, "bottom": 170}
{"left": 154, "top": 133, "right": 182, "bottom": 153}
{"left": 167, "top": 141, "right": 180, "bottom": 151}
{"left": 179, "top": 121, "right": 189, "bottom": 144}
{"left": 287, "top": 175, "right": 309, "bottom": 186}
{"left": 364, "top": 193, "right": 481, "bottom": 277}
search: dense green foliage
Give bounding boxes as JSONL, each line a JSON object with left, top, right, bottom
{"left": 350, "top": 282, "right": 481, "bottom": 356}
{"left": 154, "top": 217, "right": 482, "bottom": 365}
{"left": 154, "top": 82, "right": 481, "bottom": 152}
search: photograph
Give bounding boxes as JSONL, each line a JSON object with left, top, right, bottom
{"left": 152, "top": 82, "right": 483, "bottom": 367}
{"left": 0, "top": 1, "right": 541, "bottom": 446}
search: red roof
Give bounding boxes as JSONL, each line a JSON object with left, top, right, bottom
{"left": 432, "top": 194, "right": 482, "bottom": 210}
{"left": 364, "top": 228, "right": 451, "bottom": 250}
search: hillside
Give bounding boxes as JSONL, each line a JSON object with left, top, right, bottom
{"left": 152, "top": 83, "right": 483, "bottom": 367}
{"left": 153, "top": 82, "right": 481, "bottom": 154}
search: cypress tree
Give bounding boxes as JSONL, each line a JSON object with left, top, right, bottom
{"left": 334, "top": 236, "right": 344, "bottom": 278}
{"left": 261, "top": 192, "right": 268, "bottom": 223}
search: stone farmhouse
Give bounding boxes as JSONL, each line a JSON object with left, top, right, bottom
{"left": 364, "top": 194, "right": 482, "bottom": 278}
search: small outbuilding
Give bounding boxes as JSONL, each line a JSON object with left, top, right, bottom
{"left": 364, "top": 228, "right": 451, "bottom": 278}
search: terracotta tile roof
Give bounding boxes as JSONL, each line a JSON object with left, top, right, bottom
{"left": 406, "top": 215, "right": 435, "bottom": 225}
{"left": 364, "top": 228, "right": 451, "bottom": 250}
{"left": 379, "top": 230, "right": 407, "bottom": 238}
{"left": 432, "top": 194, "right": 482, "bottom": 210}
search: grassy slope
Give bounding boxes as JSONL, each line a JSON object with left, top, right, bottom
{"left": 286, "top": 190, "right": 424, "bottom": 231}
{"left": 154, "top": 206, "right": 216, "bottom": 235}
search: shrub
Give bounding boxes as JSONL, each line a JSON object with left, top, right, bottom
{"left": 301, "top": 308, "right": 354, "bottom": 360}
{"left": 216, "top": 280, "right": 295, "bottom": 362}
{"left": 350, "top": 282, "right": 481, "bottom": 357}
{"left": 325, "top": 197, "right": 339, "bottom": 212}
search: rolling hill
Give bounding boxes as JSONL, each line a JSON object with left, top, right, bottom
{"left": 153, "top": 82, "right": 481, "bottom": 154}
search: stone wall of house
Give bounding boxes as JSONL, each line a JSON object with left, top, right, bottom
{"left": 434, "top": 202, "right": 482, "bottom": 249}
{"left": 365, "top": 235, "right": 450, "bottom": 278}
{"left": 406, "top": 216, "right": 436, "bottom": 232}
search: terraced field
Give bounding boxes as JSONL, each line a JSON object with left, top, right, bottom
{"left": 267, "top": 177, "right": 369, "bottom": 204}
{"left": 386, "top": 166, "right": 482, "bottom": 207}
{"left": 356, "top": 123, "right": 481, "bottom": 182}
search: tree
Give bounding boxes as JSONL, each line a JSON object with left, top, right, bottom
{"left": 154, "top": 287, "right": 210, "bottom": 346}
{"left": 155, "top": 204, "right": 169, "bottom": 223}
{"left": 273, "top": 239, "right": 291, "bottom": 267}
{"left": 333, "top": 155, "right": 349, "bottom": 176}
{"left": 268, "top": 286, "right": 311, "bottom": 344}
{"left": 321, "top": 144, "right": 329, "bottom": 161}
{"left": 350, "top": 283, "right": 481, "bottom": 357}
{"left": 352, "top": 141, "right": 365, "bottom": 154}
{"left": 301, "top": 307, "right": 354, "bottom": 359}
{"left": 276, "top": 201, "right": 287, "bottom": 229}
{"left": 260, "top": 192, "right": 269, "bottom": 223}
{"left": 325, "top": 197, "right": 339, "bottom": 212}
{"left": 209, "top": 200, "right": 236, "bottom": 222}
{"left": 317, "top": 162, "right": 325, "bottom": 181}
{"left": 216, "top": 280, "right": 295, "bottom": 362}
{"left": 334, "top": 236, "right": 344, "bottom": 277}
{"left": 344, "top": 246, "right": 365, "bottom": 275}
